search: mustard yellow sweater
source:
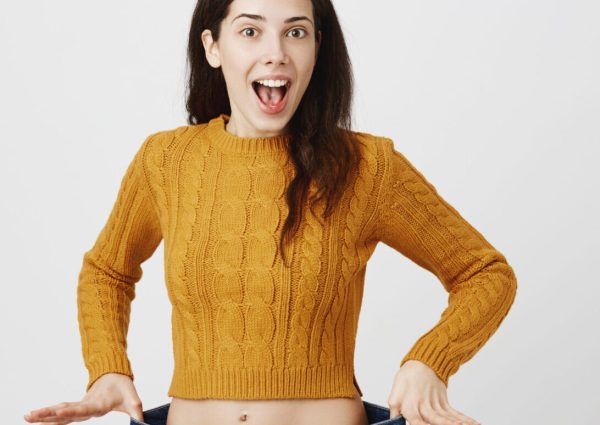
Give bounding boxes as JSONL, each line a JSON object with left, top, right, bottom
{"left": 77, "top": 113, "right": 517, "bottom": 400}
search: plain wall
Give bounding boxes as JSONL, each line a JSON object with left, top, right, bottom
{"left": 1, "top": 0, "right": 598, "bottom": 423}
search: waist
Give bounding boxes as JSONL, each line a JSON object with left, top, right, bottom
{"left": 167, "top": 388, "right": 368, "bottom": 425}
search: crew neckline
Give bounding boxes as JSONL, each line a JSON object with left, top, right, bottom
{"left": 206, "top": 113, "right": 292, "bottom": 155}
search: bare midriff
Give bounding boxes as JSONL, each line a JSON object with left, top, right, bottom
{"left": 165, "top": 385, "right": 369, "bottom": 425}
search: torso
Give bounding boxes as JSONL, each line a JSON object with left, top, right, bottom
{"left": 165, "top": 385, "right": 369, "bottom": 425}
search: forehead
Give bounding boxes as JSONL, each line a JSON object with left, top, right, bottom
{"left": 227, "top": 0, "right": 314, "bottom": 23}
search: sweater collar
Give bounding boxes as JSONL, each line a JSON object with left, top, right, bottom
{"left": 206, "top": 113, "right": 291, "bottom": 155}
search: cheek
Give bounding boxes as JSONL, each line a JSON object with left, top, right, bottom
{"left": 295, "top": 46, "right": 318, "bottom": 77}
{"left": 220, "top": 57, "right": 252, "bottom": 91}
{"left": 297, "top": 60, "right": 317, "bottom": 87}
{"left": 220, "top": 44, "right": 253, "bottom": 74}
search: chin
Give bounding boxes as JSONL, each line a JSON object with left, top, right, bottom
{"left": 252, "top": 113, "right": 291, "bottom": 131}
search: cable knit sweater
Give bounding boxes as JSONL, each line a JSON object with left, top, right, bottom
{"left": 77, "top": 113, "right": 517, "bottom": 400}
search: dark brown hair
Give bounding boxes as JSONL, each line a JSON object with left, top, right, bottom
{"left": 185, "top": 0, "right": 361, "bottom": 266}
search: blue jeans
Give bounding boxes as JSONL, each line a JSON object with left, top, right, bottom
{"left": 130, "top": 400, "right": 406, "bottom": 425}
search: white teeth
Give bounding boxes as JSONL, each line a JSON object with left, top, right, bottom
{"left": 255, "top": 79, "right": 288, "bottom": 87}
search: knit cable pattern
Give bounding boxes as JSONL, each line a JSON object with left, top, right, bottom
{"left": 77, "top": 115, "right": 517, "bottom": 398}
{"left": 372, "top": 138, "right": 518, "bottom": 387}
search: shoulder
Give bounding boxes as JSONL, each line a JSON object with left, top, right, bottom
{"left": 142, "top": 123, "right": 208, "bottom": 154}
{"left": 344, "top": 128, "right": 395, "bottom": 159}
{"left": 343, "top": 129, "right": 426, "bottom": 199}
{"left": 136, "top": 123, "right": 209, "bottom": 168}
{"left": 134, "top": 124, "right": 207, "bottom": 190}
{"left": 347, "top": 129, "right": 422, "bottom": 177}
{"left": 341, "top": 128, "right": 399, "bottom": 180}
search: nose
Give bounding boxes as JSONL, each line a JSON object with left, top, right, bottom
{"left": 261, "top": 34, "right": 289, "bottom": 65}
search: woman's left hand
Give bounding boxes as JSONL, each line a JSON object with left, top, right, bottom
{"left": 388, "top": 360, "right": 481, "bottom": 425}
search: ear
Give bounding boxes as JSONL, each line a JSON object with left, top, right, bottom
{"left": 315, "top": 30, "right": 322, "bottom": 60}
{"left": 201, "top": 29, "right": 221, "bottom": 68}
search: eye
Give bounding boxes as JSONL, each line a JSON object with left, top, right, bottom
{"left": 239, "top": 26, "right": 307, "bottom": 39}
{"left": 240, "top": 27, "right": 258, "bottom": 37}
{"left": 287, "top": 27, "right": 307, "bottom": 38}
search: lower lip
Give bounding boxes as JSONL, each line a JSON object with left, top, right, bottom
{"left": 252, "top": 83, "right": 291, "bottom": 115}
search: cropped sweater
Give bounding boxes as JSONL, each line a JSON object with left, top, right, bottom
{"left": 77, "top": 113, "right": 518, "bottom": 400}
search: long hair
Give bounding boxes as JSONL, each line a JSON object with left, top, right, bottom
{"left": 185, "top": 0, "right": 362, "bottom": 266}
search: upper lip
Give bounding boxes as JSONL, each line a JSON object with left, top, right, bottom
{"left": 252, "top": 74, "right": 293, "bottom": 85}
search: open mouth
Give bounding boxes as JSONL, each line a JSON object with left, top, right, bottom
{"left": 251, "top": 80, "right": 291, "bottom": 110}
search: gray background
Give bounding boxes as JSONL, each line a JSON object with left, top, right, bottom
{"left": 1, "top": 0, "right": 598, "bottom": 424}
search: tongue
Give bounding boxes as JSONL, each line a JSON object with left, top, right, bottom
{"left": 256, "top": 85, "right": 284, "bottom": 106}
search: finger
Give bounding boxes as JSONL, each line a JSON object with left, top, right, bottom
{"left": 445, "top": 407, "right": 480, "bottom": 425}
{"left": 401, "top": 408, "right": 429, "bottom": 425}
{"left": 389, "top": 406, "right": 402, "bottom": 419}
{"left": 27, "top": 418, "right": 71, "bottom": 425}
{"left": 26, "top": 407, "right": 64, "bottom": 422}
{"left": 128, "top": 402, "right": 145, "bottom": 422}
{"left": 26, "top": 406, "right": 53, "bottom": 420}
{"left": 43, "top": 420, "right": 81, "bottom": 425}
{"left": 404, "top": 416, "right": 429, "bottom": 425}
{"left": 39, "top": 421, "right": 72, "bottom": 425}
{"left": 25, "top": 414, "right": 75, "bottom": 424}
{"left": 57, "top": 416, "right": 93, "bottom": 424}
{"left": 55, "top": 403, "right": 98, "bottom": 419}
{"left": 27, "top": 402, "right": 96, "bottom": 423}
{"left": 39, "top": 413, "right": 94, "bottom": 425}
{"left": 27, "top": 402, "right": 77, "bottom": 420}
{"left": 418, "top": 402, "right": 462, "bottom": 425}
{"left": 439, "top": 401, "right": 480, "bottom": 425}
{"left": 433, "top": 399, "right": 472, "bottom": 425}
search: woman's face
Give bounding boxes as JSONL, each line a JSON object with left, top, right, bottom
{"left": 202, "top": 0, "right": 321, "bottom": 138}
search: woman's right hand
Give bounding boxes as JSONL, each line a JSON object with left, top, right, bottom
{"left": 24, "top": 373, "right": 145, "bottom": 424}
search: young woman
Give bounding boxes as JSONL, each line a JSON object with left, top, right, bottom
{"left": 25, "top": 0, "right": 517, "bottom": 424}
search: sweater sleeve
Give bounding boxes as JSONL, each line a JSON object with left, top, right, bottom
{"left": 77, "top": 134, "right": 163, "bottom": 392}
{"left": 371, "top": 138, "right": 518, "bottom": 387}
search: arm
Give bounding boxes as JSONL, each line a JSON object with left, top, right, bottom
{"left": 371, "top": 138, "right": 518, "bottom": 387}
{"left": 77, "top": 134, "right": 163, "bottom": 392}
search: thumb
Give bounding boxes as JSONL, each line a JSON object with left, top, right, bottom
{"left": 389, "top": 406, "right": 402, "bottom": 420}
{"left": 128, "top": 404, "right": 144, "bottom": 422}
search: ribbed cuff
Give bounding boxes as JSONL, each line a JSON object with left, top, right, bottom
{"left": 86, "top": 353, "right": 134, "bottom": 392}
{"left": 400, "top": 338, "right": 454, "bottom": 388}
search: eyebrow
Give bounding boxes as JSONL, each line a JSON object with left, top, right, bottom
{"left": 231, "top": 13, "right": 314, "bottom": 27}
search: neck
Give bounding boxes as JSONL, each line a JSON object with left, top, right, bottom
{"left": 205, "top": 113, "right": 292, "bottom": 155}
